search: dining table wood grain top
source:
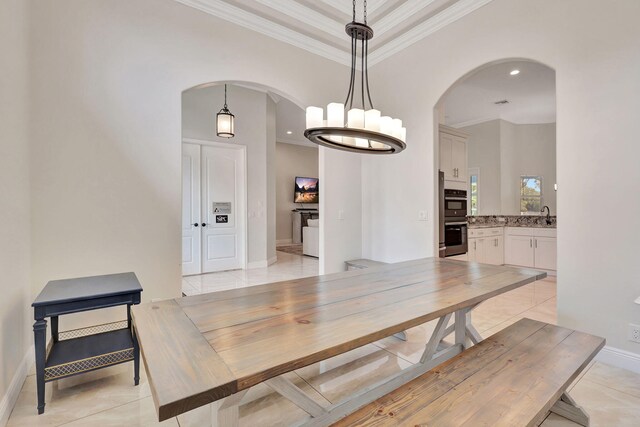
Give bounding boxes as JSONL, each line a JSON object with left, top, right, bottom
{"left": 132, "top": 257, "right": 547, "bottom": 421}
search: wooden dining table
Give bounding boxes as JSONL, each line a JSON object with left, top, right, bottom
{"left": 132, "top": 257, "right": 546, "bottom": 426}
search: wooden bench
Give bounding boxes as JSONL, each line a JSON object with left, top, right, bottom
{"left": 345, "top": 258, "right": 388, "bottom": 271}
{"left": 333, "top": 318, "right": 604, "bottom": 427}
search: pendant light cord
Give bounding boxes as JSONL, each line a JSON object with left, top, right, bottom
{"left": 224, "top": 84, "right": 228, "bottom": 110}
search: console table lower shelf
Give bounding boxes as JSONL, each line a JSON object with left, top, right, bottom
{"left": 45, "top": 323, "right": 136, "bottom": 382}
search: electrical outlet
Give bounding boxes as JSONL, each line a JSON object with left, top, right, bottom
{"left": 629, "top": 324, "right": 640, "bottom": 343}
{"left": 418, "top": 211, "right": 428, "bottom": 221}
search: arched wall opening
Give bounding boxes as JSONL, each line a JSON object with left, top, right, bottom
{"left": 179, "top": 80, "right": 322, "bottom": 287}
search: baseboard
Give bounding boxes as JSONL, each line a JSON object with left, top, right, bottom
{"left": 267, "top": 255, "right": 277, "bottom": 266}
{"left": 0, "top": 345, "right": 33, "bottom": 427}
{"left": 595, "top": 345, "right": 640, "bottom": 374}
{"left": 276, "top": 239, "right": 292, "bottom": 245}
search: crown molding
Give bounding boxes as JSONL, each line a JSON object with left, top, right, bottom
{"left": 374, "top": 0, "right": 437, "bottom": 37}
{"left": 253, "top": 0, "right": 344, "bottom": 37}
{"left": 449, "top": 116, "right": 499, "bottom": 128}
{"left": 174, "top": 0, "right": 351, "bottom": 66}
{"left": 174, "top": 0, "right": 495, "bottom": 69}
{"left": 368, "top": 0, "right": 495, "bottom": 66}
{"left": 277, "top": 137, "right": 318, "bottom": 148}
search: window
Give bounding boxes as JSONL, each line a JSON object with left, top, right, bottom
{"left": 469, "top": 170, "right": 479, "bottom": 215}
{"left": 520, "top": 176, "right": 542, "bottom": 214}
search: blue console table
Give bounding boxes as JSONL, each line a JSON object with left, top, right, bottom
{"left": 32, "top": 272, "right": 143, "bottom": 414}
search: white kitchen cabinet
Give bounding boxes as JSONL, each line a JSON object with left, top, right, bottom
{"left": 439, "top": 125, "right": 468, "bottom": 185}
{"left": 468, "top": 227, "right": 504, "bottom": 265}
{"left": 505, "top": 234, "right": 535, "bottom": 267}
{"left": 534, "top": 236, "right": 557, "bottom": 270}
{"left": 504, "top": 227, "right": 557, "bottom": 270}
{"left": 485, "top": 235, "right": 504, "bottom": 265}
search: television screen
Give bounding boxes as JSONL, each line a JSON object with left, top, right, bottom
{"left": 294, "top": 177, "right": 319, "bottom": 203}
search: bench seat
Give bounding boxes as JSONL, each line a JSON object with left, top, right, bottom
{"left": 333, "top": 318, "right": 605, "bottom": 427}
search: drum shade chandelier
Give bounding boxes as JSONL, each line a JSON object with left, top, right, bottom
{"left": 304, "top": 0, "right": 406, "bottom": 154}
{"left": 216, "top": 84, "right": 235, "bottom": 138}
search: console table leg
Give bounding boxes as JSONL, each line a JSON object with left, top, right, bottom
{"left": 132, "top": 319, "right": 140, "bottom": 386}
{"left": 33, "top": 319, "right": 47, "bottom": 414}
{"left": 51, "top": 316, "right": 59, "bottom": 343}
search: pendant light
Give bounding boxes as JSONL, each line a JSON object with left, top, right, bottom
{"left": 216, "top": 84, "right": 235, "bottom": 138}
{"left": 304, "top": 0, "right": 406, "bottom": 154}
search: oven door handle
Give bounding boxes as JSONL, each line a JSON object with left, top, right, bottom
{"left": 445, "top": 197, "right": 468, "bottom": 201}
{"left": 445, "top": 221, "right": 467, "bottom": 225}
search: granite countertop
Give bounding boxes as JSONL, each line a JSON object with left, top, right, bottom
{"left": 467, "top": 215, "right": 557, "bottom": 229}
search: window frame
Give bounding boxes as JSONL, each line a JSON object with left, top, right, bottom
{"left": 520, "top": 175, "right": 543, "bottom": 215}
{"left": 469, "top": 167, "right": 480, "bottom": 216}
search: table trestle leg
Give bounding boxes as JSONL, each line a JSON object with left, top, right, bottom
{"left": 549, "top": 392, "right": 590, "bottom": 426}
{"left": 265, "top": 375, "right": 328, "bottom": 418}
{"left": 420, "top": 313, "right": 452, "bottom": 363}
{"left": 210, "top": 389, "right": 248, "bottom": 427}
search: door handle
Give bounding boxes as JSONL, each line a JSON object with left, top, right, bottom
{"left": 201, "top": 223, "right": 207, "bottom": 227}
{"left": 193, "top": 223, "right": 199, "bottom": 227}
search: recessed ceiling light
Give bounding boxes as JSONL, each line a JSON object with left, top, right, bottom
{"left": 286, "top": 131, "right": 293, "bottom": 135}
{"left": 510, "top": 69, "right": 520, "bottom": 76}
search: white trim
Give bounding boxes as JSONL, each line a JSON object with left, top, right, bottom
{"left": 595, "top": 345, "right": 640, "bottom": 375}
{"left": 246, "top": 256, "right": 277, "bottom": 269}
{"left": 172, "top": 0, "right": 495, "bottom": 68}
{"left": 368, "top": 0, "right": 495, "bottom": 66}
{"left": 450, "top": 117, "right": 498, "bottom": 129}
{"left": 276, "top": 137, "right": 317, "bottom": 148}
{"left": 374, "top": 0, "right": 437, "bottom": 36}
{"left": 276, "top": 238, "right": 293, "bottom": 245}
{"left": 0, "top": 345, "right": 33, "bottom": 427}
{"left": 173, "top": 0, "right": 351, "bottom": 66}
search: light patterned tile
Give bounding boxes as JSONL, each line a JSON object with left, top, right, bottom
{"left": 579, "top": 361, "right": 640, "bottom": 399}
{"left": 177, "top": 372, "right": 329, "bottom": 427}
{"left": 295, "top": 344, "right": 413, "bottom": 405}
{"left": 569, "top": 378, "right": 640, "bottom": 426}
{"left": 60, "top": 396, "right": 177, "bottom": 426}
{"left": 8, "top": 365, "right": 150, "bottom": 427}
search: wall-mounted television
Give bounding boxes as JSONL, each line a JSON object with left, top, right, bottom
{"left": 294, "top": 177, "right": 319, "bottom": 203}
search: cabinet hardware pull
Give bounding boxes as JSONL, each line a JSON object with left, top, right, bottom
{"left": 530, "top": 238, "right": 532, "bottom": 248}
{"left": 535, "top": 239, "right": 538, "bottom": 248}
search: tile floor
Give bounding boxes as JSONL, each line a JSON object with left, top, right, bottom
{"left": 8, "top": 255, "right": 640, "bottom": 426}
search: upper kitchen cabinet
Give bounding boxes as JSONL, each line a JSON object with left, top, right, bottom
{"left": 439, "top": 125, "right": 468, "bottom": 186}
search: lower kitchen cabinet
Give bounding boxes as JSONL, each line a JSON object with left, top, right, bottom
{"left": 468, "top": 227, "right": 504, "bottom": 265}
{"left": 505, "top": 227, "right": 557, "bottom": 270}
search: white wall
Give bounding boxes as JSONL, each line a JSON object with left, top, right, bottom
{"left": 182, "top": 84, "right": 277, "bottom": 266}
{"left": 462, "top": 120, "right": 502, "bottom": 215}
{"left": 320, "top": 148, "right": 362, "bottom": 274}
{"left": 365, "top": 0, "right": 640, "bottom": 354}
{"left": 275, "top": 143, "right": 318, "bottom": 242}
{"left": 27, "top": 0, "right": 357, "bottom": 333}
{"left": 0, "top": 0, "right": 31, "bottom": 419}
{"left": 500, "top": 121, "right": 556, "bottom": 215}
{"left": 462, "top": 119, "right": 556, "bottom": 215}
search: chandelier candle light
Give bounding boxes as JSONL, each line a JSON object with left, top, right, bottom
{"left": 304, "top": 0, "right": 406, "bottom": 154}
{"left": 216, "top": 84, "right": 235, "bottom": 138}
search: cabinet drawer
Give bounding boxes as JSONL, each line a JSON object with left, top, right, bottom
{"left": 533, "top": 228, "right": 557, "bottom": 238}
{"left": 469, "top": 227, "right": 503, "bottom": 238}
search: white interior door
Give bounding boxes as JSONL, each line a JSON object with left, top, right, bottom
{"left": 182, "top": 143, "right": 201, "bottom": 275}
{"left": 201, "top": 145, "right": 246, "bottom": 272}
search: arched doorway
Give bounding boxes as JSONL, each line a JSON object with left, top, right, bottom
{"left": 179, "top": 81, "right": 320, "bottom": 295}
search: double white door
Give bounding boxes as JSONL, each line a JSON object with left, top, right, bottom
{"left": 182, "top": 142, "right": 246, "bottom": 275}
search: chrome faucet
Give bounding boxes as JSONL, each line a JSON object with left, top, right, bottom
{"left": 541, "top": 206, "right": 552, "bottom": 225}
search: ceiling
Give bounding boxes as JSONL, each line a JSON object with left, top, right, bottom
{"left": 442, "top": 61, "right": 556, "bottom": 127}
{"left": 174, "top": 0, "right": 495, "bottom": 66}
